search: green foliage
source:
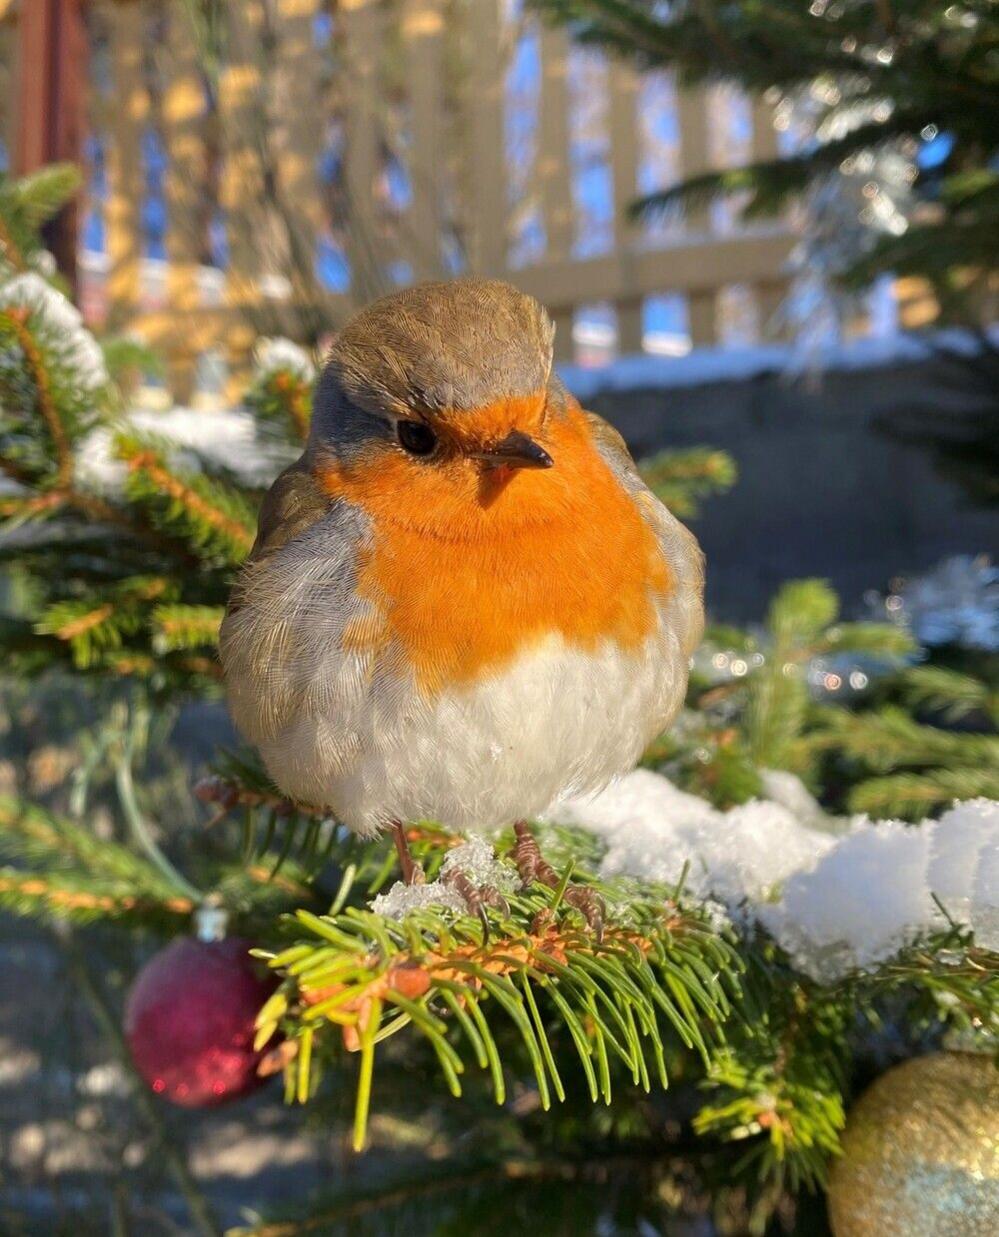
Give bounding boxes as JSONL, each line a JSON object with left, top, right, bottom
{"left": 647, "top": 577, "right": 999, "bottom": 821}
{"left": 638, "top": 446, "right": 736, "bottom": 519}
{"left": 0, "top": 163, "right": 81, "bottom": 275}
{"left": 244, "top": 359, "right": 314, "bottom": 444}
{"left": 897, "top": 663, "right": 999, "bottom": 726}
{"left": 0, "top": 795, "right": 188, "bottom": 928}
{"left": 1, "top": 162, "right": 998, "bottom": 1236}
{"left": 651, "top": 579, "right": 911, "bottom": 806}
{"left": 115, "top": 433, "right": 257, "bottom": 566}
{"left": 263, "top": 856, "right": 741, "bottom": 1152}
{"left": 0, "top": 168, "right": 306, "bottom": 696}
{"left": 531, "top": 0, "right": 999, "bottom": 316}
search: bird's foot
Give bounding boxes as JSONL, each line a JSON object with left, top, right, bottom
{"left": 440, "top": 868, "right": 509, "bottom": 943}
{"left": 512, "top": 821, "right": 605, "bottom": 942}
{"left": 390, "top": 820, "right": 426, "bottom": 886}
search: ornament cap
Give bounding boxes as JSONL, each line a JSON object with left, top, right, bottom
{"left": 194, "top": 895, "right": 228, "bottom": 942}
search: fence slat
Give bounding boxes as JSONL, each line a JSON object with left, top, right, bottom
{"left": 162, "top": 1, "right": 208, "bottom": 402}
{"left": 751, "top": 98, "right": 788, "bottom": 340}
{"left": 676, "top": 85, "right": 717, "bottom": 346}
{"left": 218, "top": 0, "right": 267, "bottom": 393}
{"left": 105, "top": 0, "right": 147, "bottom": 332}
{"left": 273, "top": 0, "right": 328, "bottom": 327}
{"left": 342, "top": 0, "right": 385, "bottom": 303}
{"left": 466, "top": 0, "right": 506, "bottom": 277}
{"left": 609, "top": 57, "right": 642, "bottom": 353}
{"left": 27, "top": 2, "right": 804, "bottom": 399}
{"left": 403, "top": 0, "right": 444, "bottom": 280}
{"left": 537, "top": 25, "right": 573, "bottom": 359}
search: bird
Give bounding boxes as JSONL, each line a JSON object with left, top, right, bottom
{"left": 220, "top": 279, "right": 704, "bottom": 930}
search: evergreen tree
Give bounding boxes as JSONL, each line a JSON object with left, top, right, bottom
{"left": 1, "top": 166, "right": 997, "bottom": 1236}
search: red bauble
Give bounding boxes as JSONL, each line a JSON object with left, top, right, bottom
{"left": 124, "top": 936, "right": 278, "bottom": 1108}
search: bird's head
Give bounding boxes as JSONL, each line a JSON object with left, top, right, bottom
{"left": 308, "top": 281, "right": 568, "bottom": 520}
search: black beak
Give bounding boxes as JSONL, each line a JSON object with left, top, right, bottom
{"left": 472, "top": 429, "right": 553, "bottom": 470}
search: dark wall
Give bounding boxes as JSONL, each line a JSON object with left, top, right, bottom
{"left": 581, "top": 360, "right": 999, "bottom": 622}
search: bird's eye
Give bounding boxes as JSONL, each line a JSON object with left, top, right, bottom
{"left": 397, "top": 419, "right": 437, "bottom": 457}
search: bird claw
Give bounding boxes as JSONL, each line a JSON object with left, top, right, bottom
{"left": 512, "top": 820, "right": 605, "bottom": 941}
{"left": 562, "top": 884, "right": 605, "bottom": 944}
{"left": 441, "top": 869, "right": 508, "bottom": 943}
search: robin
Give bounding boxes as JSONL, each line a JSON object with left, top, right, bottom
{"left": 220, "top": 280, "right": 704, "bottom": 931}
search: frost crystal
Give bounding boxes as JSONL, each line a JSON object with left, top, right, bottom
{"left": 370, "top": 880, "right": 466, "bottom": 920}
{"left": 370, "top": 836, "right": 516, "bottom": 921}
{"left": 551, "top": 771, "right": 999, "bottom": 982}
{"left": 440, "top": 836, "right": 517, "bottom": 893}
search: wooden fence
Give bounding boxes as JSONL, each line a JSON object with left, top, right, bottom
{"left": 2, "top": 0, "right": 797, "bottom": 401}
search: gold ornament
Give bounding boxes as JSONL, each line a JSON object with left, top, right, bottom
{"left": 828, "top": 1051, "right": 999, "bottom": 1236}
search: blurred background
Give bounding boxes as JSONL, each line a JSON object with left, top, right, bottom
{"left": 2, "top": 0, "right": 995, "bottom": 613}
{"left": 0, "top": 1, "right": 996, "bottom": 1234}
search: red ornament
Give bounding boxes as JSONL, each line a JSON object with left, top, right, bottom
{"left": 125, "top": 936, "right": 278, "bottom": 1108}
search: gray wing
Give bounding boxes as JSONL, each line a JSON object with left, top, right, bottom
{"left": 247, "top": 458, "right": 333, "bottom": 562}
{"left": 220, "top": 460, "right": 375, "bottom": 749}
{"left": 584, "top": 407, "right": 705, "bottom": 658}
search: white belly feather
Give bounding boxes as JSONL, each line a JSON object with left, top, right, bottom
{"left": 252, "top": 624, "right": 684, "bottom": 838}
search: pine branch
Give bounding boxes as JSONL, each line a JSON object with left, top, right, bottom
{"left": 150, "top": 603, "right": 224, "bottom": 653}
{"left": 1, "top": 307, "right": 73, "bottom": 485}
{"left": 116, "top": 436, "right": 257, "bottom": 564}
{"left": 817, "top": 706, "right": 999, "bottom": 773}
{"left": 0, "top": 867, "right": 193, "bottom": 927}
{"left": 260, "top": 862, "right": 741, "bottom": 1150}
{"left": 0, "top": 795, "right": 178, "bottom": 890}
{"left": 638, "top": 447, "right": 737, "bottom": 519}
{"left": 848, "top": 767, "right": 999, "bottom": 818}
{"left": 245, "top": 368, "right": 314, "bottom": 445}
{"left": 895, "top": 664, "right": 999, "bottom": 727}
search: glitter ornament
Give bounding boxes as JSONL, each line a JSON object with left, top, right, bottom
{"left": 124, "top": 908, "right": 278, "bottom": 1108}
{"left": 828, "top": 1052, "right": 999, "bottom": 1236}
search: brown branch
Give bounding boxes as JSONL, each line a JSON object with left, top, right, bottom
{"left": 273, "top": 371, "right": 310, "bottom": 441}
{"left": 123, "top": 449, "right": 255, "bottom": 552}
{"left": 54, "top": 603, "right": 114, "bottom": 640}
{"left": 2, "top": 307, "right": 72, "bottom": 486}
{"left": 0, "top": 214, "right": 26, "bottom": 272}
{"left": 0, "top": 453, "right": 34, "bottom": 486}
{"left": 0, "top": 491, "right": 65, "bottom": 517}
{"left": 0, "top": 873, "right": 193, "bottom": 916}
{"left": 297, "top": 917, "right": 680, "bottom": 1051}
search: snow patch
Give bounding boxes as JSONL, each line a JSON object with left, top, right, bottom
{"left": 550, "top": 771, "right": 999, "bottom": 981}
{"left": 0, "top": 271, "right": 107, "bottom": 391}
{"left": 254, "top": 336, "right": 317, "bottom": 382}
{"left": 558, "top": 325, "right": 999, "bottom": 402}
{"left": 75, "top": 406, "right": 295, "bottom": 493}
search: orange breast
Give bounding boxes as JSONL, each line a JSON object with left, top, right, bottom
{"left": 317, "top": 403, "right": 671, "bottom": 695}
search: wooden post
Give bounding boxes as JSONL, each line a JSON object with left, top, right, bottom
{"left": 677, "top": 86, "right": 717, "bottom": 347}
{"left": 13, "top": 0, "right": 87, "bottom": 287}
{"left": 609, "top": 58, "right": 642, "bottom": 354}
{"left": 537, "top": 26, "right": 573, "bottom": 362}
